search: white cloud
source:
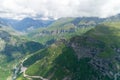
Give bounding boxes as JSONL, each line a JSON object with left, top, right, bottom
{"left": 0, "top": 0, "right": 120, "bottom": 19}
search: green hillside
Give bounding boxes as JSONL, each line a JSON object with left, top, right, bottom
{"left": 0, "top": 17, "right": 101, "bottom": 80}
{"left": 85, "top": 22, "right": 120, "bottom": 58}
{"left": 27, "top": 17, "right": 97, "bottom": 44}
{"left": 0, "top": 26, "right": 44, "bottom": 80}
{"left": 16, "top": 21, "right": 120, "bottom": 80}
{"left": 17, "top": 42, "right": 109, "bottom": 80}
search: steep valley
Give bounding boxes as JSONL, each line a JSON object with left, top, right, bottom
{"left": 0, "top": 26, "right": 44, "bottom": 80}
{"left": 0, "top": 15, "right": 120, "bottom": 80}
{"left": 1, "top": 0, "right": 120, "bottom": 80}
{"left": 16, "top": 21, "right": 120, "bottom": 80}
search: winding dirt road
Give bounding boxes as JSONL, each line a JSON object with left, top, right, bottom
{"left": 21, "top": 58, "right": 48, "bottom": 80}
{"left": 114, "top": 72, "right": 120, "bottom": 80}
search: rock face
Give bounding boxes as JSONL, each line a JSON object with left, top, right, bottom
{"left": 70, "top": 36, "right": 105, "bottom": 59}
{"left": 69, "top": 35, "right": 120, "bottom": 79}
{"left": 16, "top": 22, "right": 120, "bottom": 80}
{"left": 0, "top": 30, "right": 11, "bottom": 42}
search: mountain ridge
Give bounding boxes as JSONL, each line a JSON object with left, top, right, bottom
{"left": 17, "top": 21, "right": 120, "bottom": 80}
{"left": 1, "top": 13, "right": 120, "bottom": 80}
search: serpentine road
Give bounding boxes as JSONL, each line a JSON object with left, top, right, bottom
{"left": 14, "top": 58, "right": 120, "bottom": 80}
{"left": 114, "top": 72, "right": 120, "bottom": 80}
{"left": 13, "top": 58, "right": 48, "bottom": 80}
{"left": 21, "top": 63, "right": 48, "bottom": 80}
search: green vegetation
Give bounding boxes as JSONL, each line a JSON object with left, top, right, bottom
{"left": 17, "top": 42, "right": 110, "bottom": 80}
{"left": 0, "top": 17, "right": 95, "bottom": 80}
{"left": 48, "top": 17, "right": 75, "bottom": 30}
{"left": 2, "top": 16, "right": 120, "bottom": 80}
{"left": 16, "top": 74, "right": 28, "bottom": 80}
{"left": 84, "top": 22, "right": 120, "bottom": 58}
{"left": 86, "top": 22, "right": 120, "bottom": 45}
{"left": 27, "top": 17, "right": 95, "bottom": 44}
{"left": 72, "top": 58, "right": 111, "bottom": 80}
{"left": 17, "top": 21, "right": 120, "bottom": 80}
{"left": 27, "top": 26, "right": 93, "bottom": 44}
{"left": 0, "top": 26, "right": 44, "bottom": 80}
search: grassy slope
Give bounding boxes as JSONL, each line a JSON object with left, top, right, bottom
{"left": 85, "top": 22, "right": 120, "bottom": 58}
{"left": 16, "top": 22, "right": 120, "bottom": 80}
{"left": 0, "top": 27, "right": 44, "bottom": 80}
{"left": 0, "top": 27, "right": 24, "bottom": 80}
{"left": 17, "top": 43, "right": 110, "bottom": 80}
{"left": 27, "top": 17, "right": 94, "bottom": 44}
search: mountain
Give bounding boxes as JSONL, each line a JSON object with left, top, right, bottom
{"left": 11, "top": 17, "right": 54, "bottom": 31}
{"left": 0, "top": 18, "right": 19, "bottom": 27}
{"left": 0, "top": 17, "right": 54, "bottom": 32}
{"left": 105, "top": 14, "right": 120, "bottom": 22}
{"left": 1, "top": 13, "right": 120, "bottom": 80}
{"left": 0, "top": 25, "right": 44, "bottom": 80}
{"left": 16, "top": 21, "right": 120, "bottom": 80}
{"left": 27, "top": 17, "right": 104, "bottom": 44}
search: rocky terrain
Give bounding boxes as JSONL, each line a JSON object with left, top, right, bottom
{"left": 1, "top": 14, "right": 120, "bottom": 80}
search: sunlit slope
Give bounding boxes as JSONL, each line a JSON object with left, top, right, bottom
{"left": 0, "top": 26, "right": 44, "bottom": 80}
{"left": 16, "top": 22, "right": 120, "bottom": 80}
{"left": 84, "top": 22, "right": 120, "bottom": 58}
{"left": 17, "top": 41, "right": 110, "bottom": 80}
{"left": 27, "top": 17, "right": 101, "bottom": 44}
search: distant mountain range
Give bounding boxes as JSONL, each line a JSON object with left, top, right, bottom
{"left": 0, "top": 17, "right": 54, "bottom": 31}
{"left": 0, "top": 14, "right": 120, "bottom": 32}
{"left": 0, "top": 13, "right": 120, "bottom": 80}
{"left": 17, "top": 21, "right": 120, "bottom": 80}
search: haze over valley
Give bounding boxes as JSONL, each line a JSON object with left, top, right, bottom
{"left": 0, "top": 0, "right": 120, "bottom": 80}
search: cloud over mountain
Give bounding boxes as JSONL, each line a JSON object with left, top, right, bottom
{"left": 0, "top": 0, "right": 120, "bottom": 19}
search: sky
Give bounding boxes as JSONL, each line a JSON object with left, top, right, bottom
{"left": 0, "top": 0, "right": 120, "bottom": 19}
